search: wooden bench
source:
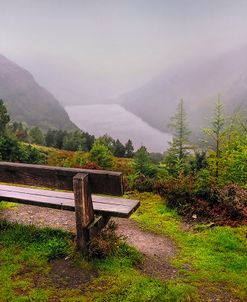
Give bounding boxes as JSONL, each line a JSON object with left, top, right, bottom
{"left": 0, "top": 162, "right": 139, "bottom": 252}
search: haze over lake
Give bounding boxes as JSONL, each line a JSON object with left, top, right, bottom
{"left": 66, "top": 104, "right": 172, "bottom": 153}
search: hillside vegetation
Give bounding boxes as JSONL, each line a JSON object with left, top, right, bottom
{"left": 0, "top": 55, "right": 76, "bottom": 131}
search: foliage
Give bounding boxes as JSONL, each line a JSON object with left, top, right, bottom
{"left": 133, "top": 146, "right": 157, "bottom": 177}
{"left": 9, "top": 121, "right": 29, "bottom": 142}
{"left": 125, "top": 139, "right": 134, "bottom": 158}
{"left": 88, "top": 221, "right": 122, "bottom": 259}
{"left": 97, "top": 134, "right": 135, "bottom": 158}
{"left": 0, "top": 99, "right": 10, "bottom": 136}
{"left": 0, "top": 136, "right": 46, "bottom": 164}
{"left": 90, "top": 140, "right": 113, "bottom": 168}
{"left": 29, "top": 126, "right": 45, "bottom": 145}
{"left": 165, "top": 99, "right": 191, "bottom": 175}
{"left": 203, "top": 97, "right": 226, "bottom": 179}
{"left": 45, "top": 129, "right": 67, "bottom": 149}
{"left": 220, "top": 131, "right": 247, "bottom": 186}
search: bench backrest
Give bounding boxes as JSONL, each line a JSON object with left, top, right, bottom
{"left": 0, "top": 162, "right": 123, "bottom": 196}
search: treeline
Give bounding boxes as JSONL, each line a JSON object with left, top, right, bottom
{"left": 0, "top": 99, "right": 135, "bottom": 169}
{"left": 10, "top": 121, "right": 134, "bottom": 158}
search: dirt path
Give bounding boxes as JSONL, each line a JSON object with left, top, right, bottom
{"left": 115, "top": 218, "right": 177, "bottom": 279}
{"left": 0, "top": 204, "right": 177, "bottom": 280}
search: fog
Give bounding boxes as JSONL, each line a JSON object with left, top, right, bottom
{"left": 1, "top": 0, "right": 247, "bottom": 105}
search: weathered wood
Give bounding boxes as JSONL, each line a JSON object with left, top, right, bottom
{"left": 0, "top": 184, "right": 140, "bottom": 217}
{"left": 73, "top": 173, "right": 94, "bottom": 251}
{"left": 0, "top": 184, "right": 135, "bottom": 206}
{"left": 0, "top": 162, "right": 123, "bottom": 196}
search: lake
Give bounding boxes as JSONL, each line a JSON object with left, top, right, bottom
{"left": 65, "top": 104, "right": 172, "bottom": 153}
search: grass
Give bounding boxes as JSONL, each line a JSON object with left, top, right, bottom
{"left": 0, "top": 201, "right": 17, "bottom": 209}
{"left": 0, "top": 221, "right": 72, "bottom": 301}
{"left": 0, "top": 219, "right": 193, "bottom": 302}
{"left": 128, "top": 192, "right": 247, "bottom": 300}
{"left": 1, "top": 192, "right": 246, "bottom": 301}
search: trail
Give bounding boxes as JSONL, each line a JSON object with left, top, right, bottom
{"left": 1, "top": 204, "right": 177, "bottom": 280}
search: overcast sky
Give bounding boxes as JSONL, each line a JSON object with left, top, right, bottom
{"left": 1, "top": 0, "right": 247, "bottom": 104}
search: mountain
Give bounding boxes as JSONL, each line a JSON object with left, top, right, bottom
{"left": 120, "top": 46, "right": 247, "bottom": 135}
{"left": 0, "top": 55, "right": 77, "bottom": 131}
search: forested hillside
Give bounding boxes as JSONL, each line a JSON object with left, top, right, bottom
{"left": 0, "top": 55, "right": 77, "bottom": 131}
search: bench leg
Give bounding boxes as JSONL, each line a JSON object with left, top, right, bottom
{"left": 73, "top": 173, "right": 94, "bottom": 253}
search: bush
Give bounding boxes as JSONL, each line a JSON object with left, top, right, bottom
{"left": 155, "top": 175, "right": 196, "bottom": 211}
{"left": 89, "top": 141, "right": 113, "bottom": 169}
{"left": 218, "top": 184, "right": 247, "bottom": 219}
{"left": 0, "top": 136, "right": 46, "bottom": 164}
{"left": 127, "top": 173, "right": 156, "bottom": 192}
{"left": 134, "top": 146, "right": 157, "bottom": 177}
{"left": 88, "top": 221, "right": 121, "bottom": 259}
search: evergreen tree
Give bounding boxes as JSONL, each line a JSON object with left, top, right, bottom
{"left": 125, "top": 139, "right": 134, "bottom": 158}
{"left": 203, "top": 97, "right": 226, "bottom": 179}
{"left": 168, "top": 99, "right": 191, "bottom": 161}
{"left": 134, "top": 146, "right": 157, "bottom": 177}
{"left": 62, "top": 131, "right": 86, "bottom": 151}
{"left": 97, "top": 134, "right": 115, "bottom": 152}
{"left": 113, "top": 139, "right": 126, "bottom": 157}
{"left": 0, "top": 99, "right": 10, "bottom": 136}
{"left": 29, "top": 127, "right": 45, "bottom": 145}
{"left": 164, "top": 99, "right": 191, "bottom": 175}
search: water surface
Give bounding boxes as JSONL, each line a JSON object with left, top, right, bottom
{"left": 65, "top": 104, "right": 172, "bottom": 153}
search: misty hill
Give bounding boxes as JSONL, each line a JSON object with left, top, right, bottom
{"left": 0, "top": 55, "right": 77, "bottom": 131}
{"left": 120, "top": 46, "right": 247, "bottom": 135}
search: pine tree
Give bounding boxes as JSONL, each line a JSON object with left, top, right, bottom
{"left": 0, "top": 99, "right": 10, "bottom": 136}
{"left": 168, "top": 99, "right": 191, "bottom": 161}
{"left": 134, "top": 146, "right": 157, "bottom": 177}
{"left": 113, "top": 139, "right": 126, "bottom": 157}
{"left": 203, "top": 96, "right": 225, "bottom": 179}
{"left": 29, "top": 127, "right": 45, "bottom": 145}
{"left": 165, "top": 99, "right": 191, "bottom": 175}
{"left": 125, "top": 139, "right": 134, "bottom": 158}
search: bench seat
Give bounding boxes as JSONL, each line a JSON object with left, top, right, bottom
{"left": 0, "top": 184, "right": 139, "bottom": 218}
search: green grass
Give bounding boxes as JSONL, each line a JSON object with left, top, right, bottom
{"left": 0, "top": 220, "right": 194, "bottom": 302}
{"left": 2, "top": 192, "right": 246, "bottom": 301}
{"left": 86, "top": 241, "right": 194, "bottom": 302}
{"left": 128, "top": 192, "right": 247, "bottom": 300}
{"left": 0, "top": 221, "right": 73, "bottom": 301}
{"left": 0, "top": 201, "right": 17, "bottom": 209}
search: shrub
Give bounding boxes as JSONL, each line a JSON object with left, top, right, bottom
{"left": 155, "top": 176, "right": 196, "bottom": 214}
{"left": 0, "top": 136, "right": 46, "bottom": 164}
{"left": 218, "top": 184, "right": 247, "bottom": 219}
{"left": 88, "top": 221, "right": 121, "bottom": 259}
{"left": 134, "top": 146, "right": 157, "bottom": 177}
{"left": 89, "top": 141, "right": 113, "bottom": 168}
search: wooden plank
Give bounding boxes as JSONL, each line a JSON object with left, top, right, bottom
{"left": 73, "top": 173, "right": 94, "bottom": 251}
{"left": 0, "top": 162, "right": 123, "bottom": 196}
{"left": 73, "top": 173, "right": 94, "bottom": 228}
{"left": 0, "top": 187, "right": 140, "bottom": 218}
{"left": 0, "top": 184, "right": 136, "bottom": 206}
